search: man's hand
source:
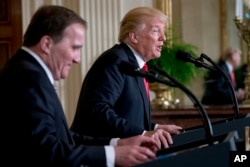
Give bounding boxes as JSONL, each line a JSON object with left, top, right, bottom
{"left": 143, "top": 129, "right": 173, "bottom": 149}
{"left": 236, "top": 88, "right": 246, "bottom": 102}
{"left": 156, "top": 124, "right": 183, "bottom": 135}
{"left": 114, "top": 145, "right": 156, "bottom": 167}
{"left": 117, "top": 135, "right": 160, "bottom": 152}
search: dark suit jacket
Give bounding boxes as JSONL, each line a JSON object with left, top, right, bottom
{"left": 0, "top": 49, "right": 110, "bottom": 167}
{"left": 71, "top": 43, "right": 155, "bottom": 138}
{"left": 201, "top": 60, "right": 236, "bottom": 105}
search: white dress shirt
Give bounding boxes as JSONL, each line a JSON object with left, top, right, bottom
{"left": 225, "top": 61, "right": 233, "bottom": 73}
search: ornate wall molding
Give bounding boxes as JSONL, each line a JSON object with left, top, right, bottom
{"left": 156, "top": 0, "right": 172, "bottom": 38}
{"left": 220, "top": 0, "right": 228, "bottom": 53}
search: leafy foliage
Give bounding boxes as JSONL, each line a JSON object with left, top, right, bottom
{"left": 147, "top": 37, "right": 202, "bottom": 85}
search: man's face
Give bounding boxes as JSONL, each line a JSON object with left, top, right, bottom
{"left": 49, "top": 23, "right": 85, "bottom": 80}
{"left": 231, "top": 52, "right": 241, "bottom": 68}
{"left": 133, "top": 18, "right": 166, "bottom": 62}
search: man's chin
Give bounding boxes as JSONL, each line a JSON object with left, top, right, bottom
{"left": 60, "top": 73, "right": 68, "bottom": 80}
{"left": 154, "top": 54, "right": 161, "bottom": 58}
{"left": 61, "top": 74, "right": 68, "bottom": 79}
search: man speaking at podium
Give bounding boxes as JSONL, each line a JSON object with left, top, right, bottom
{"left": 71, "top": 6, "right": 182, "bottom": 149}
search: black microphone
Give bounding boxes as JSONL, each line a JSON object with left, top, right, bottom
{"left": 200, "top": 53, "right": 240, "bottom": 119}
{"left": 153, "top": 65, "right": 214, "bottom": 143}
{"left": 120, "top": 60, "right": 214, "bottom": 142}
{"left": 119, "top": 61, "right": 176, "bottom": 87}
{"left": 176, "top": 50, "right": 240, "bottom": 119}
{"left": 176, "top": 50, "right": 217, "bottom": 71}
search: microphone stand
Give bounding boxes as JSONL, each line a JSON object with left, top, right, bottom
{"left": 119, "top": 60, "right": 214, "bottom": 142}
{"left": 200, "top": 53, "right": 240, "bottom": 119}
{"left": 152, "top": 65, "right": 214, "bottom": 144}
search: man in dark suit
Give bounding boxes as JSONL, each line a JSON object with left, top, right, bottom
{"left": 0, "top": 5, "right": 160, "bottom": 167}
{"left": 71, "top": 7, "right": 182, "bottom": 148}
{"left": 201, "top": 47, "right": 246, "bottom": 105}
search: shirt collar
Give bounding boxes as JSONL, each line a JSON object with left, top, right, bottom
{"left": 125, "top": 43, "right": 146, "bottom": 69}
{"left": 225, "top": 61, "right": 233, "bottom": 72}
{"left": 21, "top": 46, "right": 54, "bottom": 85}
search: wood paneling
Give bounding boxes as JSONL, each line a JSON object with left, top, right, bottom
{"left": 0, "top": 42, "right": 10, "bottom": 68}
{"left": 152, "top": 105, "right": 250, "bottom": 129}
{"left": 0, "top": 0, "right": 22, "bottom": 70}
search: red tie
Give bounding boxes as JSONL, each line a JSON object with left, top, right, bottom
{"left": 230, "top": 71, "right": 236, "bottom": 87}
{"left": 142, "top": 64, "right": 150, "bottom": 99}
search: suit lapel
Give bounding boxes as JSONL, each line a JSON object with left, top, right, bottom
{"left": 20, "top": 49, "right": 73, "bottom": 140}
{"left": 120, "top": 43, "right": 151, "bottom": 129}
{"left": 135, "top": 75, "right": 151, "bottom": 129}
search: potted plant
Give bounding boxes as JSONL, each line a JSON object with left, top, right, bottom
{"left": 147, "top": 36, "right": 201, "bottom": 109}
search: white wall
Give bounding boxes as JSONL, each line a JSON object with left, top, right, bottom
{"left": 172, "top": 0, "right": 221, "bottom": 105}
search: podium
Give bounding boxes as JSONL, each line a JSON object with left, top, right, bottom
{"left": 136, "top": 114, "right": 250, "bottom": 166}
{"left": 170, "top": 113, "right": 250, "bottom": 148}
{"left": 136, "top": 131, "right": 238, "bottom": 167}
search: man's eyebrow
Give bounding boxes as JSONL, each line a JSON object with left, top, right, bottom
{"left": 73, "top": 45, "right": 82, "bottom": 48}
{"left": 151, "top": 25, "right": 161, "bottom": 29}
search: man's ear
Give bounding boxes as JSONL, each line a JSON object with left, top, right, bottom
{"left": 128, "top": 32, "right": 138, "bottom": 44}
{"left": 40, "top": 35, "right": 53, "bottom": 54}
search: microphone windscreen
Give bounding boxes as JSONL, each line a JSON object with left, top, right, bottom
{"left": 147, "top": 70, "right": 158, "bottom": 83}
{"left": 175, "top": 50, "right": 192, "bottom": 62}
{"left": 119, "top": 61, "right": 139, "bottom": 76}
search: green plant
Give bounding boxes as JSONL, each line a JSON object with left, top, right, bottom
{"left": 147, "top": 37, "right": 202, "bottom": 85}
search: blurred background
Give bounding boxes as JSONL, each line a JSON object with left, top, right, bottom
{"left": 0, "top": 0, "right": 247, "bottom": 125}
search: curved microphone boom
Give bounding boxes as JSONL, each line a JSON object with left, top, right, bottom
{"left": 153, "top": 65, "right": 214, "bottom": 142}
{"left": 119, "top": 60, "right": 214, "bottom": 143}
{"left": 176, "top": 50, "right": 240, "bottom": 119}
{"left": 119, "top": 61, "right": 176, "bottom": 87}
{"left": 200, "top": 53, "right": 240, "bottom": 119}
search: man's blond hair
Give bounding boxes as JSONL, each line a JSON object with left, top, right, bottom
{"left": 118, "top": 7, "right": 168, "bottom": 42}
{"left": 221, "top": 47, "right": 242, "bottom": 61}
